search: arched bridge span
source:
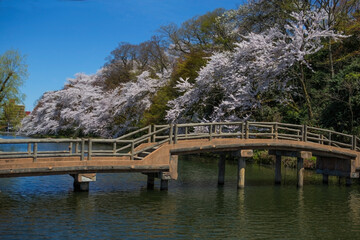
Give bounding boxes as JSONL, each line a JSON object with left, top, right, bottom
{"left": 0, "top": 122, "right": 359, "bottom": 190}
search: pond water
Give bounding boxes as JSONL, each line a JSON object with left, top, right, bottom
{"left": 0, "top": 136, "right": 359, "bottom": 239}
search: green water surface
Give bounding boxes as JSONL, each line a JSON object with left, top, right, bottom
{"left": 0, "top": 153, "right": 360, "bottom": 239}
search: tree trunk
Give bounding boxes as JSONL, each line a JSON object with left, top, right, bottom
{"left": 329, "top": 39, "right": 335, "bottom": 80}
{"left": 299, "top": 64, "right": 313, "bottom": 120}
{"left": 349, "top": 94, "right": 354, "bottom": 133}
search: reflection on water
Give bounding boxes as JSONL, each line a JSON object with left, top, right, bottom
{"left": 0, "top": 141, "right": 360, "bottom": 239}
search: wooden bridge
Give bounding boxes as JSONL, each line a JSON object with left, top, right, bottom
{"left": 0, "top": 122, "right": 359, "bottom": 191}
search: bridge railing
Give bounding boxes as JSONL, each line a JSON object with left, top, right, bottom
{"left": 169, "top": 122, "right": 359, "bottom": 151}
{"left": 88, "top": 125, "right": 172, "bottom": 160}
{"left": 0, "top": 122, "right": 358, "bottom": 162}
{"left": 0, "top": 138, "right": 83, "bottom": 162}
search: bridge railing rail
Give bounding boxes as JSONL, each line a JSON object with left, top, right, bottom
{"left": 170, "top": 122, "right": 358, "bottom": 152}
{"left": 90, "top": 125, "right": 171, "bottom": 160}
{"left": 0, "top": 122, "right": 358, "bottom": 162}
{"left": 0, "top": 138, "right": 83, "bottom": 162}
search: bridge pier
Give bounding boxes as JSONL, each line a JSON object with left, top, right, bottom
{"left": 218, "top": 153, "right": 226, "bottom": 185}
{"left": 236, "top": 150, "right": 253, "bottom": 189}
{"left": 238, "top": 157, "right": 246, "bottom": 189}
{"left": 346, "top": 177, "right": 352, "bottom": 186}
{"left": 74, "top": 182, "right": 89, "bottom": 192}
{"left": 146, "top": 173, "right": 156, "bottom": 190}
{"left": 71, "top": 173, "right": 96, "bottom": 192}
{"left": 323, "top": 174, "right": 329, "bottom": 185}
{"left": 275, "top": 154, "right": 282, "bottom": 185}
{"left": 269, "top": 151, "right": 284, "bottom": 185}
{"left": 270, "top": 150, "right": 311, "bottom": 188}
{"left": 160, "top": 179, "right": 168, "bottom": 190}
{"left": 160, "top": 172, "right": 171, "bottom": 191}
{"left": 297, "top": 157, "right": 304, "bottom": 188}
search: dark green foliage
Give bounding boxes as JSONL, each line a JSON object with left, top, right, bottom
{"left": 321, "top": 58, "right": 360, "bottom": 134}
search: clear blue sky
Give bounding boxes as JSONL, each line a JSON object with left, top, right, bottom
{"left": 0, "top": 0, "right": 243, "bottom": 111}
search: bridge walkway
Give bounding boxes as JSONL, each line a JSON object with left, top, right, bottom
{"left": 0, "top": 122, "right": 359, "bottom": 190}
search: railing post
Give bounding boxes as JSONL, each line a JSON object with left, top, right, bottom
{"left": 185, "top": 126, "right": 188, "bottom": 138}
{"left": 274, "top": 123, "right": 278, "bottom": 140}
{"left": 174, "top": 124, "right": 178, "bottom": 144}
{"left": 329, "top": 132, "right": 332, "bottom": 146}
{"left": 169, "top": 124, "right": 173, "bottom": 144}
{"left": 209, "top": 124, "right": 213, "bottom": 141}
{"left": 27, "top": 143, "right": 31, "bottom": 155}
{"left": 75, "top": 141, "right": 79, "bottom": 154}
{"left": 131, "top": 141, "right": 134, "bottom": 160}
{"left": 245, "top": 121, "right": 249, "bottom": 139}
{"left": 302, "top": 125, "right": 307, "bottom": 142}
{"left": 113, "top": 141, "right": 117, "bottom": 154}
{"left": 69, "top": 142, "right": 73, "bottom": 155}
{"left": 152, "top": 125, "right": 156, "bottom": 143}
{"left": 148, "top": 125, "right": 152, "bottom": 143}
{"left": 352, "top": 135, "right": 356, "bottom": 150}
{"left": 88, "top": 138, "right": 92, "bottom": 161}
{"left": 81, "top": 139, "right": 85, "bottom": 161}
{"left": 219, "top": 124, "right": 222, "bottom": 135}
{"left": 241, "top": 122, "right": 245, "bottom": 139}
{"left": 33, "top": 143, "right": 37, "bottom": 162}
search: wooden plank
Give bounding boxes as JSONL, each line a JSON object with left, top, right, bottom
{"left": 116, "top": 126, "right": 150, "bottom": 140}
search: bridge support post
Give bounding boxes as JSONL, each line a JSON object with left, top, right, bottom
{"left": 275, "top": 154, "right": 282, "bottom": 185}
{"left": 346, "top": 177, "right": 352, "bottom": 186}
{"left": 71, "top": 173, "right": 96, "bottom": 192}
{"left": 218, "top": 153, "right": 226, "bottom": 185}
{"left": 268, "top": 150, "right": 282, "bottom": 184}
{"left": 297, "top": 151, "right": 311, "bottom": 188}
{"left": 160, "top": 179, "right": 168, "bottom": 190}
{"left": 338, "top": 176, "right": 343, "bottom": 185}
{"left": 270, "top": 150, "right": 311, "bottom": 188}
{"left": 236, "top": 150, "right": 253, "bottom": 189}
{"left": 323, "top": 174, "right": 329, "bottom": 185}
{"left": 146, "top": 173, "right": 155, "bottom": 190}
{"left": 160, "top": 172, "right": 171, "bottom": 191}
{"left": 297, "top": 157, "right": 304, "bottom": 188}
{"left": 74, "top": 182, "right": 89, "bottom": 192}
{"left": 238, "top": 157, "right": 246, "bottom": 189}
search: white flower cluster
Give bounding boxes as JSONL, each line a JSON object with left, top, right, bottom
{"left": 21, "top": 70, "right": 171, "bottom": 137}
{"left": 166, "top": 9, "right": 345, "bottom": 123}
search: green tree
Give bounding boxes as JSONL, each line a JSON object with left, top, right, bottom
{"left": 0, "top": 50, "right": 27, "bottom": 107}
{"left": 1, "top": 99, "right": 25, "bottom": 131}
{"left": 159, "top": 8, "right": 229, "bottom": 54}
{"left": 321, "top": 58, "right": 360, "bottom": 134}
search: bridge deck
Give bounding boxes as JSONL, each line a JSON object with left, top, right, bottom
{"left": 0, "top": 122, "right": 359, "bottom": 186}
{"left": 0, "top": 155, "right": 169, "bottom": 178}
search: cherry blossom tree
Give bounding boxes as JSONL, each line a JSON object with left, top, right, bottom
{"left": 166, "top": 9, "right": 346, "bottom": 123}
{"left": 21, "top": 69, "right": 171, "bottom": 137}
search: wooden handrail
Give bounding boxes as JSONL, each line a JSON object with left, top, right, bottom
{"left": 0, "top": 121, "right": 359, "bottom": 161}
